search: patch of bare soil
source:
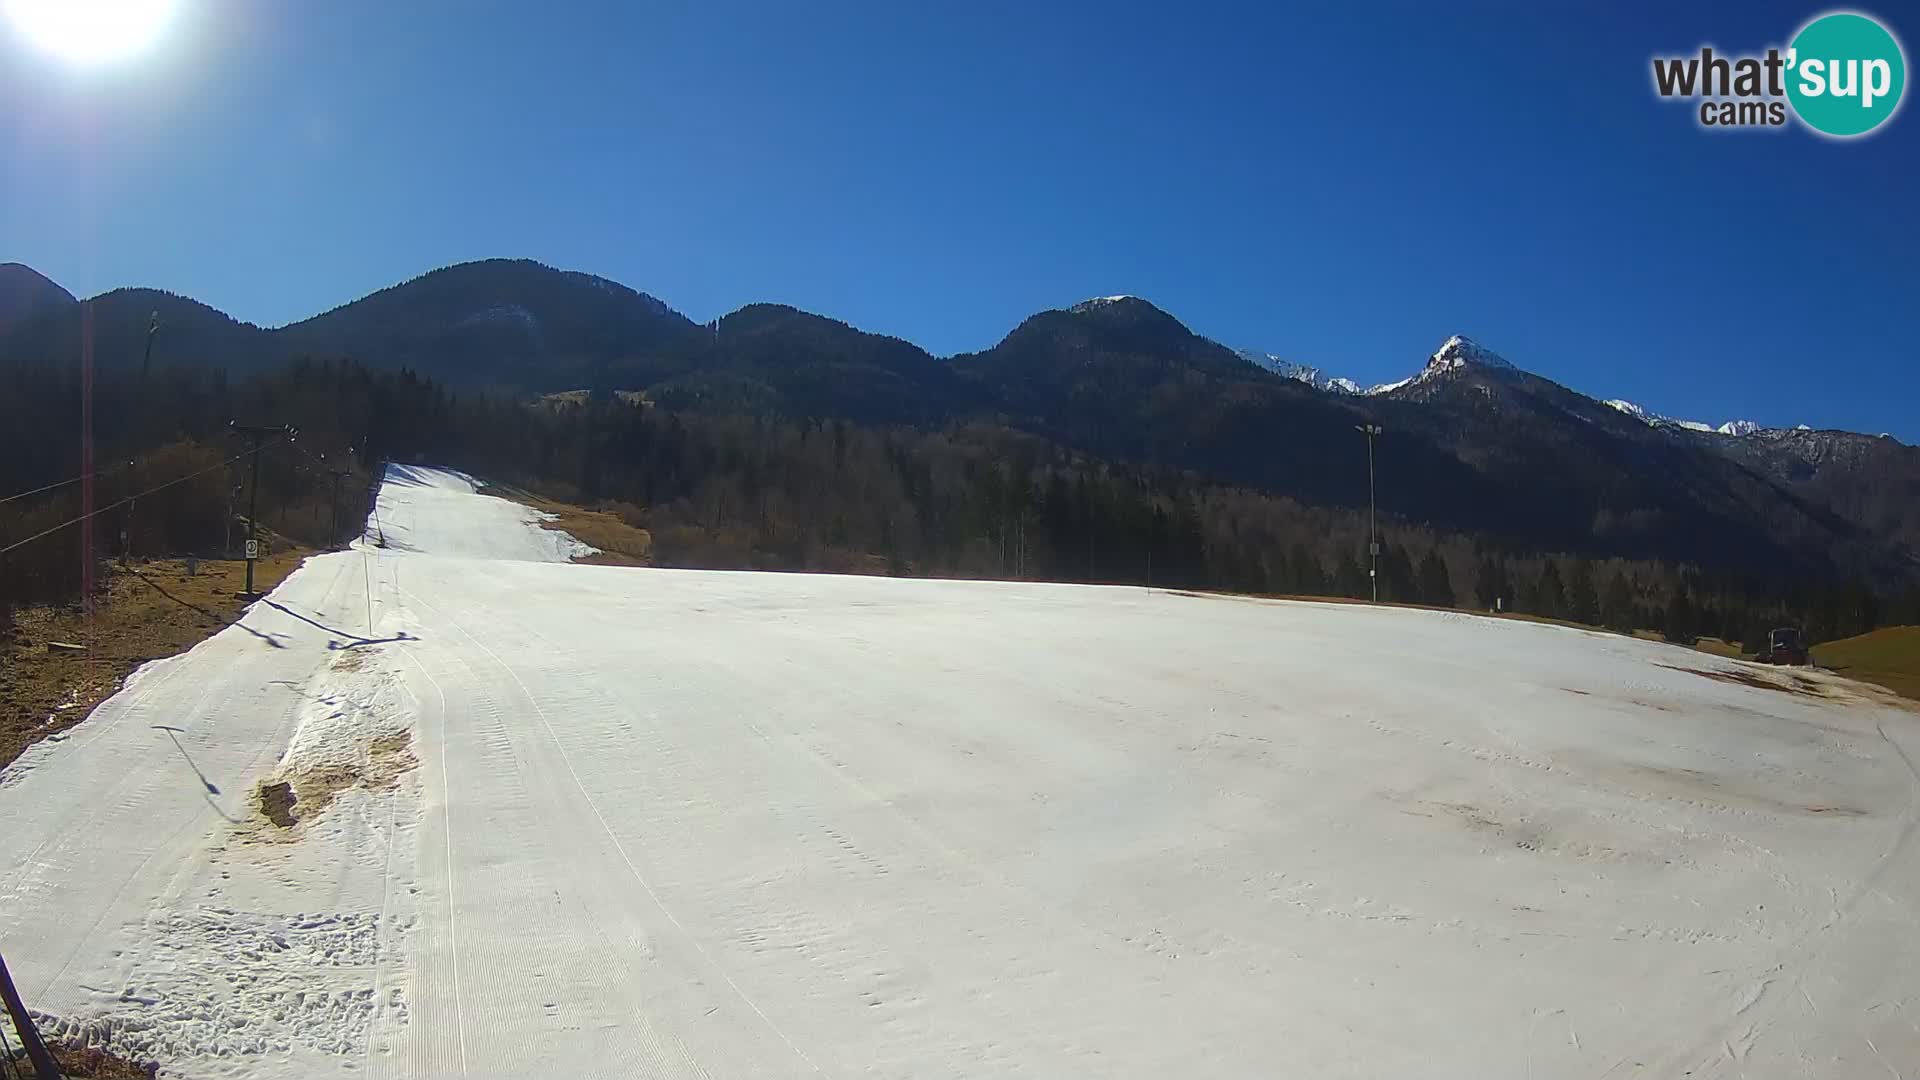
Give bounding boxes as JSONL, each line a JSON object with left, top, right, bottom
{"left": 329, "top": 647, "right": 370, "bottom": 673}
{"left": 257, "top": 780, "right": 298, "bottom": 827}
{"left": 251, "top": 732, "right": 418, "bottom": 837}
{"left": 1659, "top": 662, "right": 1830, "bottom": 698}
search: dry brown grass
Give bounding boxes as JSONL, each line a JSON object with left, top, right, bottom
{"left": 490, "top": 487, "right": 653, "bottom": 567}
{"left": 1813, "top": 626, "right": 1920, "bottom": 702}
{"left": 1, "top": 549, "right": 312, "bottom": 769}
{"left": 1689, "top": 636, "right": 1745, "bottom": 659}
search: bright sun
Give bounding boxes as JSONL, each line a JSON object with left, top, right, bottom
{"left": 4, "top": 0, "right": 177, "bottom": 64}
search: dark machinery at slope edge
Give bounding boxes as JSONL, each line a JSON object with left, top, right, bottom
{"left": 1758, "top": 627, "right": 1809, "bottom": 666}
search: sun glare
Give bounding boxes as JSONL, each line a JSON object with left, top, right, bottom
{"left": 4, "top": 0, "right": 177, "bottom": 64}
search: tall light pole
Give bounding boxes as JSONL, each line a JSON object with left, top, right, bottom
{"left": 1355, "top": 423, "right": 1383, "bottom": 602}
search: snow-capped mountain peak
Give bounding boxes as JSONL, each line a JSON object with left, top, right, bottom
{"left": 1604, "top": 399, "right": 1768, "bottom": 438}
{"left": 1235, "top": 335, "right": 1517, "bottom": 397}
{"left": 1423, "top": 335, "right": 1515, "bottom": 376}
{"left": 1354, "top": 335, "right": 1518, "bottom": 395}
{"left": 1069, "top": 295, "right": 1138, "bottom": 313}
{"left": 1604, "top": 398, "right": 1653, "bottom": 422}
{"left": 1364, "top": 376, "right": 1413, "bottom": 396}
{"left": 1232, "top": 348, "right": 1361, "bottom": 394}
{"left": 1231, "top": 334, "right": 1829, "bottom": 443}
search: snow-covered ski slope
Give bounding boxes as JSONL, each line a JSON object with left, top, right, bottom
{"left": 4, "top": 464, "right": 1919, "bottom": 1078}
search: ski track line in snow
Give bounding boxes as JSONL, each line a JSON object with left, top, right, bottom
{"left": 358, "top": 541, "right": 406, "bottom": 1080}
{"left": 397, "top": 582, "right": 825, "bottom": 1078}
{"left": 438, "top": 581, "right": 1023, "bottom": 928}
{"left": 413, "top": 568, "right": 1229, "bottom": 1030}
{"left": 398, "top": 592, "right": 727, "bottom": 1078}
{"left": 389, "top": 642, "right": 470, "bottom": 1079}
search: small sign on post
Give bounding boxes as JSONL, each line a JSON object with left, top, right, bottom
{"left": 244, "top": 539, "right": 261, "bottom": 561}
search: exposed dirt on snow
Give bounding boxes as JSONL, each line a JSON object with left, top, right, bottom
{"left": 256, "top": 780, "right": 297, "bottom": 827}
{"left": 252, "top": 732, "right": 418, "bottom": 835}
{"left": 1662, "top": 661, "right": 1833, "bottom": 698}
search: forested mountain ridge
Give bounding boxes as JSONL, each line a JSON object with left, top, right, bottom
{"left": 2, "top": 258, "right": 1915, "bottom": 592}
{"left": 0, "top": 263, "right": 74, "bottom": 331}
{"left": 278, "top": 259, "right": 697, "bottom": 391}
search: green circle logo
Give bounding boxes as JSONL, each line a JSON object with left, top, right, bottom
{"left": 1786, "top": 12, "right": 1907, "bottom": 137}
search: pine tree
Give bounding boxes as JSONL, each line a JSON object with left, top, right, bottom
{"left": 1380, "top": 542, "right": 1416, "bottom": 603}
{"left": 1417, "top": 549, "right": 1454, "bottom": 608}
{"left": 1531, "top": 559, "right": 1566, "bottom": 619}
{"left": 1600, "top": 570, "right": 1635, "bottom": 632}
{"left": 1333, "top": 552, "right": 1368, "bottom": 599}
{"left": 1564, "top": 559, "right": 1599, "bottom": 625}
{"left": 1840, "top": 580, "right": 1879, "bottom": 639}
{"left": 1664, "top": 590, "right": 1697, "bottom": 644}
{"left": 1474, "top": 556, "right": 1509, "bottom": 610}
{"left": 1290, "top": 543, "right": 1326, "bottom": 595}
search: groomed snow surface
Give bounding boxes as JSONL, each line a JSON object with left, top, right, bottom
{"left": 4, "top": 465, "right": 1919, "bottom": 1078}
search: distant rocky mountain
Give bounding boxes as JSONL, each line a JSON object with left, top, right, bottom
{"left": 1603, "top": 399, "right": 1763, "bottom": 437}
{"left": 1232, "top": 348, "right": 1361, "bottom": 394}
{"left": 1236, "top": 330, "right": 1815, "bottom": 441}
{"left": 2, "top": 260, "right": 1913, "bottom": 584}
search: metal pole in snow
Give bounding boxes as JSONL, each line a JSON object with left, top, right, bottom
{"left": 0, "top": 951, "right": 60, "bottom": 1080}
{"left": 1356, "top": 424, "right": 1383, "bottom": 602}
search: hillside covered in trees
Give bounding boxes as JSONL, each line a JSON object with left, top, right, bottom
{"left": 4, "top": 358, "right": 1912, "bottom": 653}
{"left": 6, "top": 259, "right": 1916, "bottom": 590}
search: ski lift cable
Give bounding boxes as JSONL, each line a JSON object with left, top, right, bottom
{"left": 0, "top": 437, "right": 291, "bottom": 558}
{"left": 0, "top": 459, "right": 141, "bottom": 506}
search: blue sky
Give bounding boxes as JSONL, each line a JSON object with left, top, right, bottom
{"left": 3, "top": 1, "right": 1915, "bottom": 437}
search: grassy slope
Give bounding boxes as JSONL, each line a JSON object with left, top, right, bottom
{"left": 484, "top": 483, "right": 654, "bottom": 566}
{"left": 1813, "top": 626, "right": 1920, "bottom": 702}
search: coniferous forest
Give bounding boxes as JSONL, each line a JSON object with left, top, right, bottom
{"left": 4, "top": 357, "right": 1912, "bottom": 651}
